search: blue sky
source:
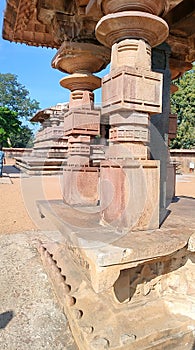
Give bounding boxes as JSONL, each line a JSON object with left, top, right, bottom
{"left": 0, "top": 0, "right": 109, "bottom": 111}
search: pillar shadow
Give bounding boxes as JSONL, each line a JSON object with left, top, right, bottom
{"left": 4, "top": 165, "right": 21, "bottom": 174}
{"left": 0, "top": 311, "right": 14, "bottom": 329}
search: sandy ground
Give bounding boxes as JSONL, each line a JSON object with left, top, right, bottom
{"left": 0, "top": 160, "right": 194, "bottom": 235}
{"left": 0, "top": 159, "right": 63, "bottom": 234}
{"left": 176, "top": 174, "right": 195, "bottom": 198}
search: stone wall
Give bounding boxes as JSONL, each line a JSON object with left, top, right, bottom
{"left": 170, "top": 149, "right": 195, "bottom": 174}
{"left": 3, "top": 148, "right": 33, "bottom": 159}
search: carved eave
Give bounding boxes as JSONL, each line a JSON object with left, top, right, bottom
{"left": 165, "top": 0, "right": 195, "bottom": 62}
{"left": 2, "top": 0, "right": 195, "bottom": 62}
{"left": 2, "top": 0, "right": 100, "bottom": 48}
{"left": 30, "top": 104, "right": 66, "bottom": 122}
{"left": 30, "top": 108, "right": 52, "bottom": 123}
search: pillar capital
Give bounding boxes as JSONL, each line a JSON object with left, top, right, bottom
{"left": 96, "top": 11, "right": 168, "bottom": 48}
{"left": 99, "top": 0, "right": 169, "bottom": 16}
{"left": 51, "top": 41, "right": 110, "bottom": 75}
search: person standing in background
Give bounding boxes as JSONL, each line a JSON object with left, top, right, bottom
{"left": 0, "top": 145, "right": 6, "bottom": 177}
{"left": 189, "top": 161, "right": 195, "bottom": 173}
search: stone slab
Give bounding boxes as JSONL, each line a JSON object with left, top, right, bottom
{"left": 36, "top": 231, "right": 195, "bottom": 350}
{"left": 37, "top": 196, "right": 195, "bottom": 293}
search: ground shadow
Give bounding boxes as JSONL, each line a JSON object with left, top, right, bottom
{"left": 4, "top": 165, "right": 21, "bottom": 175}
{"left": 0, "top": 311, "right": 14, "bottom": 329}
{"left": 179, "top": 195, "right": 195, "bottom": 201}
{"left": 171, "top": 196, "right": 180, "bottom": 203}
{"left": 192, "top": 340, "right": 195, "bottom": 350}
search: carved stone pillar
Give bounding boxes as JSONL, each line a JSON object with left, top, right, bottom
{"left": 95, "top": 0, "right": 169, "bottom": 230}
{"left": 52, "top": 41, "right": 110, "bottom": 205}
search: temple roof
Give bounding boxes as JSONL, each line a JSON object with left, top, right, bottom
{"left": 31, "top": 103, "right": 68, "bottom": 122}
{"left": 2, "top": 0, "right": 195, "bottom": 62}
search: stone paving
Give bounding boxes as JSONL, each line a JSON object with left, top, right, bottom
{"left": 0, "top": 232, "right": 77, "bottom": 350}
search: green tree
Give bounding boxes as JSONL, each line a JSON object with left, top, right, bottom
{"left": 0, "top": 107, "right": 21, "bottom": 146}
{"left": 9, "top": 125, "right": 34, "bottom": 148}
{"left": 170, "top": 65, "right": 195, "bottom": 149}
{"left": 0, "top": 107, "right": 34, "bottom": 147}
{"left": 0, "top": 73, "right": 40, "bottom": 119}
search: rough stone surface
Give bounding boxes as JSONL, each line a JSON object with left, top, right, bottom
{"left": 0, "top": 232, "right": 77, "bottom": 350}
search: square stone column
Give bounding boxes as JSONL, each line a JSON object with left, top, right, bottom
{"left": 95, "top": 3, "right": 169, "bottom": 231}
{"left": 150, "top": 43, "right": 173, "bottom": 222}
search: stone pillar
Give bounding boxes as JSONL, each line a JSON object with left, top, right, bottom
{"left": 166, "top": 57, "right": 192, "bottom": 205}
{"left": 95, "top": 0, "right": 169, "bottom": 231}
{"left": 150, "top": 43, "right": 171, "bottom": 220}
{"left": 52, "top": 41, "right": 110, "bottom": 206}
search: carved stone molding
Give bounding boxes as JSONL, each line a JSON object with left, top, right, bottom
{"left": 100, "top": 0, "right": 169, "bottom": 17}
{"left": 95, "top": 11, "right": 169, "bottom": 48}
{"left": 51, "top": 41, "right": 110, "bottom": 74}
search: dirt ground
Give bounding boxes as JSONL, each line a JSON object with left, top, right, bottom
{"left": 175, "top": 173, "right": 195, "bottom": 198}
{"left": 0, "top": 159, "right": 195, "bottom": 235}
{"left": 0, "top": 159, "right": 64, "bottom": 234}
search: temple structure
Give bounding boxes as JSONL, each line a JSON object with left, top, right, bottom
{"left": 2, "top": 1, "right": 195, "bottom": 349}
{"left": 15, "top": 103, "right": 69, "bottom": 174}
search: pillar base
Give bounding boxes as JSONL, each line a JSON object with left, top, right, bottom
{"left": 63, "top": 166, "right": 99, "bottom": 206}
{"left": 37, "top": 196, "right": 195, "bottom": 350}
{"left": 100, "top": 159, "right": 160, "bottom": 231}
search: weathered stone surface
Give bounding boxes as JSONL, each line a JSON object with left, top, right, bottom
{"left": 2, "top": 1, "right": 195, "bottom": 62}
{"left": 100, "top": 159, "right": 160, "bottom": 231}
{"left": 102, "top": 67, "right": 163, "bottom": 115}
{"left": 34, "top": 223, "right": 195, "bottom": 350}
{"left": 63, "top": 167, "right": 99, "bottom": 206}
{"left": 188, "top": 233, "right": 195, "bottom": 252}
{"left": 111, "top": 39, "right": 151, "bottom": 71}
{"left": 168, "top": 113, "right": 178, "bottom": 141}
{"left": 95, "top": 11, "right": 169, "bottom": 48}
{"left": 37, "top": 196, "right": 195, "bottom": 293}
{"left": 51, "top": 41, "right": 110, "bottom": 74}
{"left": 0, "top": 232, "right": 77, "bottom": 350}
{"left": 64, "top": 110, "right": 100, "bottom": 136}
{"left": 15, "top": 104, "right": 69, "bottom": 175}
{"left": 100, "top": 0, "right": 169, "bottom": 16}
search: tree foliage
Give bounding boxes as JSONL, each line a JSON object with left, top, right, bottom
{"left": 9, "top": 125, "right": 34, "bottom": 148}
{"left": 0, "top": 73, "right": 40, "bottom": 119}
{"left": 170, "top": 65, "right": 195, "bottom": 149}
{"left": 0, "top": 107, "right": 21, "bottom": 146}
{"left": 0, "top": 73, "right": 40, "bottom": 147}
{"left": 0, "top": 107, "right": 34, "bottom": 147}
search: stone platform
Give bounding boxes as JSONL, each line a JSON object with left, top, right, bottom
{"left": 36, "top": 197, "right": 195, "bottom": 350}
{"left": 15, "top": 157, "right": 66, "bottom": 175}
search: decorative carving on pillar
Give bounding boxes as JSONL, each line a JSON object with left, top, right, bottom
{"left": 95, "top": 0, "right": 169, "bottom": 230}
{"left": 100, "top": 0, "right": 169, "bottom": 16}
{"left": 52, "top": 41, "right": 110, "bottom": 205}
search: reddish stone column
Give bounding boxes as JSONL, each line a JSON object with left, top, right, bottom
{"left": 52, "top": 42, "right": 110, "bottom": 205}
{"left": 95, "top": 0, "right": 169, "bottom": 230}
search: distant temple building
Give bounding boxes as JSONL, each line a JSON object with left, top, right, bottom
{"left": 15, "top": 103, "right": 69, "bottom": 174}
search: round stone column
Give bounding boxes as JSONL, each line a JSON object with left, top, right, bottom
{"left": 52, "top": 41, "right": 110, "bottom": 205}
